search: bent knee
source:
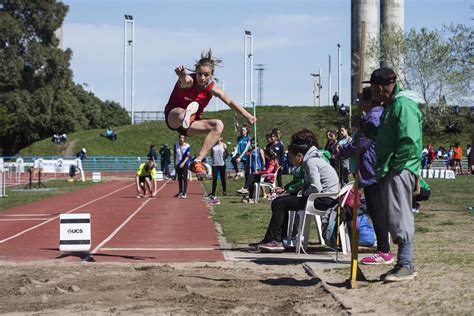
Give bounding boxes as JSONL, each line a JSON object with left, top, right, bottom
{"left": 213, "top": 119, "right": 224, "bottom": 133}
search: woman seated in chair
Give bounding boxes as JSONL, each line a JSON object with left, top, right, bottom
{"left": 248, "top": 129, "right": 339, "bottom": 253}
{"left": 241, "top": 148, "right": 279, "bottom": 203}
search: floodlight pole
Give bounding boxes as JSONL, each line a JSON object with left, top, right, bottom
{"left": 244, "top": 31, "right": 253, "bottom": 104}
{"left": 310, "top": 73, "right": 320, "bottom": 106}
{"left": 124, "top": 15, "right": 135, "bottom": 124}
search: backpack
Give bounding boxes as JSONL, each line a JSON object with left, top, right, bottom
{"left": 321, "top": 203, "right": 347, "bottom": 250}
{"left": 321, "top": 198, "right": 375, "bottom": 249}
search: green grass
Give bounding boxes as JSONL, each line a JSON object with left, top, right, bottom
{"left": 203, "top": 175, "right": 474, "bottom": 246}
{"left": 18, "top": 105, "right": 473, "bottom": 157}
{"left": 0, "top": 180, "right": 97, "bottom": 211}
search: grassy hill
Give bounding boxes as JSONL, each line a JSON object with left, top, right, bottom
{"left": 19, "top": 105, "right": 473, "bottom": 157}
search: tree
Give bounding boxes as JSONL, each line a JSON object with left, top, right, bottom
{"left": 0, "top": 1, "right": 130, "bottom": 155}
{"left": 369, "top": 24, "right": 473, "bottom": 107}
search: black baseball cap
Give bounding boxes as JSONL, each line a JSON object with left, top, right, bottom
{"left": 362, "top": 67, "right": 397, "bottom": 85}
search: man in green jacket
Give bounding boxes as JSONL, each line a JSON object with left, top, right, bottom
{"left": 363, "top": 67, "right": 423, "bottom": 282}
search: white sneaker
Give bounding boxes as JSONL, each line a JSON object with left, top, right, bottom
{"left": 182, "top": 101, "right": 199, "bottom": 129}
{"left": 180, "top": 193, "right": 188, "bottom": 199}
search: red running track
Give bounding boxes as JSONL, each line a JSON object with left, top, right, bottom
{"left": 0, "top": 180, "right": 224, "bottom": 263}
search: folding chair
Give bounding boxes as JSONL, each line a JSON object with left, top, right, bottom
{"left": 253, "top": 166, "right": 280, "bottom": 203}
{"left": 289, "top": 182, "right": 354, "bottom": 255}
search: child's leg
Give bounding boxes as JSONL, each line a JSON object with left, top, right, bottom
{"left": 187, "top": 119, "right": 224, "bottom": 161}
{"left": 211, "top": 166, "right": 218, "bottom": 196}
{"left": 144, "top": 178, "right": 153, "bottom": 195}
{"left": 220, "top": 166, "right": 227, "bottom": 194}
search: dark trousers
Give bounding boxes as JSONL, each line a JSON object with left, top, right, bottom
{"left": 245, "top": 174, "right": 263, "bottom": 198}
{"left": 263, "top": 194, "right": 336, "bottom": 243}
{"left": 364, "top": 183, "right": 390, "bottom": 253}
{"left": 276, "top": 168, "right": 283, "bottom": 188}
{"left": 231, "top": 157, "right": 246, "bottom": 174}
{"left": 161, "top": 162, "right": 170, "bottom": 177}
{"left": 177, "top": 164, "right": 189, "bottom": 194}
{"left": 211, "top": 165, "right": 227, "bottom": 196}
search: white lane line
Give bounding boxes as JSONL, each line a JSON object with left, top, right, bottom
{"left": 0, "top": 182, "right": 134, "bottom": 244}
{"left": 100, "top": 247, "right": 217, "bottom": 251}
{"left": 0, "top": 214, "right": 54, "bottom": 217}
{"left": 0, "top": 219, "right": 54, "bottom": 221}
{"left": 84, "top": 180, "right": 170, "bottom": 261}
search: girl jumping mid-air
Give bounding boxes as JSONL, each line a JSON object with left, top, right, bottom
{"left": 164, "top": 49, "right": 256, "bottom": 175}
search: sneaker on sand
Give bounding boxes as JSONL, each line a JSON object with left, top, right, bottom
{"left": 360, "top": 251, "right": 395, "bottom": 265}
{"left": 382, "top": 265, "right": 417, "bottom": 282}
{"left": 182, "top": 101, "right": 199, "bottom": 129}
{"left": 258, "top": 241, "right": 285, "bottom": 253}
{"left": 189, "top": 161, "right": 207, "bottom": 174}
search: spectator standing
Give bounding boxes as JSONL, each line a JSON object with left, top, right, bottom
{"left": 427, "top": 144, "right": 435, "bottom": 169}
{"left": 335, "top": 126, "right": 352, "bottom": 185}
{"left": 336, "top": 87, "right": 393, "bottom": 265}
{"left": 332, "top": 92, "right": 339, "bottom": 111}
{"left": 174, "top": 135, "right": 191, "bottom": 198}
{"left": 159, "top": 144, "right": 171, "bottom": 178}
{"left": 363, "top": 67, "right": 423, "bottom": 282}
{"left": 209, "top": 138, "right": 228, "bottom": 203}
{"left": 421, "top": 146, "right": 429, "bottom": 169}
{"left": 147, "top": 144, "right": 158, "bottom": 162}
{"left": 269, "top": 130, "right": 285, "bottom": 188}
{"left": 236, "top": 138, "right": 265, "bottom": 194}
{"left": 232, "top": 125, "right": 251, "bottom": 178}
{"left": 76, "top": 148, "right": 87, "bottom": 160}
{"left": 453, "top": 143, "right": 463, "bottom": 174}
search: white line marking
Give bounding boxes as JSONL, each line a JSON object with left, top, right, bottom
{"left": 84, "top": 180, "right": 170, "bottom": 261}
{"left": 0, "top": 214, "right": 54, "bottom": 217}
{"left": 100, "top": 247, "right": 217, "bottom": 251}
{"left": 0, "top": 182, "right": 134, "bottom": 244}
{"left": 0, "top": 219, "right": 54, "bottom": 221}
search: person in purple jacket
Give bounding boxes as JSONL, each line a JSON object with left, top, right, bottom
{"left": 335, "top": 87, "right": 393, "bottom": 265}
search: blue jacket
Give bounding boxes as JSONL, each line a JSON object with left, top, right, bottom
{"left": 338, "top": 106, "right": 383, "bottom": 188}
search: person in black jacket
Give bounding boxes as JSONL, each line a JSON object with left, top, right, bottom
{"left": 159, "top": 144, "right": 171, "bottom": 178}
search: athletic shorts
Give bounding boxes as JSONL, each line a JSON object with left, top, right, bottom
{"left": 138, "top": 175, "right": 152, "bottom": 183}
{"left": 165, "top": 113, "right": 189, "bottom": 136}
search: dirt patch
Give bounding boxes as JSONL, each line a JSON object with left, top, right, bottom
{"left": 63, "top": 139, "right": 77, "bottom": 157}
{"left": 0, "top": 261, "right": 345, "bottom": 314}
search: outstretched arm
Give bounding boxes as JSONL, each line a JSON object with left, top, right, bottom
{"left": 212, "top": 85, "right": 256, "bottom": 125}
{"left": 175, "top": 65, "right": 193, "bottom": 88}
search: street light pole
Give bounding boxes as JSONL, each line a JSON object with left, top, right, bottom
{"left": 328, "top": 55, "right": 332, "bottom": 106}
{"left": 337, "top": 44, "right": 341, "bottom": 103}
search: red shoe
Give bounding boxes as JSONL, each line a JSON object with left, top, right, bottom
{"left": 189, "top": 161, "right": 207, "bottom": 175}
{"left": 182, "top": 101, "right": 199, "bottom": 129}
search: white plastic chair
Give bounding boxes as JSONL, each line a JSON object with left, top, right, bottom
{"left": 253, "top": 166, "right": 280, "bottom": 203}
{"left": 289, "top": 182, "right": 354, "bottom": 255}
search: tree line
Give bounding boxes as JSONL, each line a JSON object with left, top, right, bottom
{"left": 0, "top": 1, "right": 130, "bottom": 155}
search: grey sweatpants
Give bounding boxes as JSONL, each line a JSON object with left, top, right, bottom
{"left": 380, "top": 169, "right": 416, "bottom": 244}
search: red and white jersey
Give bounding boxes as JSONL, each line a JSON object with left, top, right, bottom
{"left": 165, "top": 74, "right": 214, "bottom": 120}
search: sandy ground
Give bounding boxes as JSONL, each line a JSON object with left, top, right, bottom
{"left": 0, "top": 261, "right": 345, "bottom": 315}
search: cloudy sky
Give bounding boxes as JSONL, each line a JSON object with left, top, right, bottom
{"left": 62, "top": 0, "right": 472, "bottom": 112}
